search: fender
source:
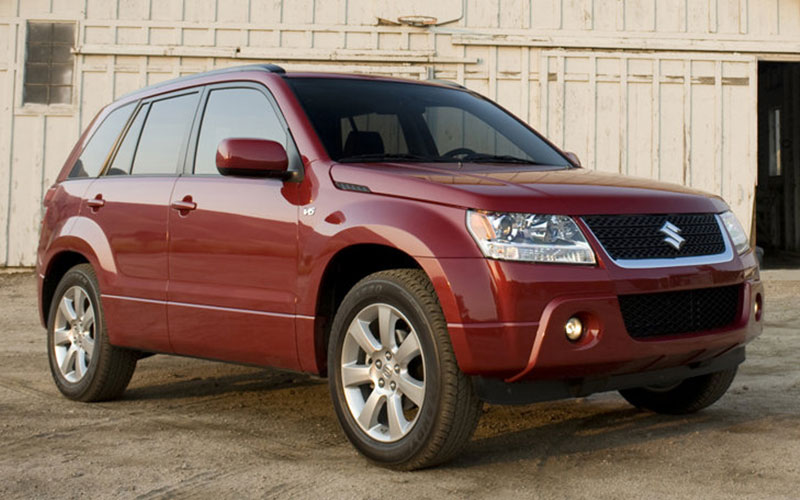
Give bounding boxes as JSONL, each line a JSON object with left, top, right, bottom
{"left": 43, "top": 216, "right": 117, "bottom": 291}
{"left": 297, "top": 193, "right": 482, "bottom": 320}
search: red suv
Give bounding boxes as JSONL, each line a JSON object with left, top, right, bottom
{"left": 37, "top": 64, "right": 763, "bottom": 469}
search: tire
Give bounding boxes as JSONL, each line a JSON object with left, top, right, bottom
{"left": 328, "top": 269, "right": 482, "bottom": 470}
{"left": 619, "top": 367, "right": 738, "bottom": 415}
{"left": 46, "top": 264, "right": 138, "bottom": 402}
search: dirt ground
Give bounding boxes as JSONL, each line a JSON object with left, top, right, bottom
{"left": 0, "top": 270, "right": 798, "bottom": 500}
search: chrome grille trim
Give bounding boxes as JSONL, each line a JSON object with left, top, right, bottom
{"left": 581, "top": 214, "right": 734, "bottom": 269}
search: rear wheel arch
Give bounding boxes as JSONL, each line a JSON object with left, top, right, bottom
{"left": 313, "top": 244, "right": 424, "bottom": 376}
{"left": 41, "top": 251, "right": 91, "bottom": 327}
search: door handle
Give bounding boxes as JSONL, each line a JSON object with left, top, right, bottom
{"left": 171, "top": 196, "right": 197, "bottom": 212}
{"left": 87, "top": 195, "right": 105, "bottom": 209}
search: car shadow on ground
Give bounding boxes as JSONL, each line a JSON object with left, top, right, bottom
{"left": 448, "top": 401, "right": 762, "bottom": 469}
{"left": 109, "top": 361, "right": 786, "bottom": 472}
{"left": 121, "top": 368, "right": 321, "bottom": 401}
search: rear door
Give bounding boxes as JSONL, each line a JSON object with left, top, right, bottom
{"left": 167, "top": 83, "right": 301, "bottom": 369}
{"left": 88, "top": 90, "right": 200, "bottom": 352}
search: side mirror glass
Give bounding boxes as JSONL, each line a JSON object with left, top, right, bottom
{"left": 564, "top": 151, "right": 581, "bottom": 167}
{"left": 216, "top": 138, "right": 289, "bottom": 177}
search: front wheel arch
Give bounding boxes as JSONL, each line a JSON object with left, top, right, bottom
{"left": 312, "top": 244, "right": 423, "bottom": 376}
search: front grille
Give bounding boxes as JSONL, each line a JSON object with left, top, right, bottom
{"left": 618, "top": 285, "right": 741, "bottom": 339}
{"left": 582, "top": 214, "right": 726, "bottom": 261}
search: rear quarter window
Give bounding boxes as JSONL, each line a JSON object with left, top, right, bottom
{"left": 68, "top": 102, "right": 134, "bottom": 178}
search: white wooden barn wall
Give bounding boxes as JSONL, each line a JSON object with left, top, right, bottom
{"left": 1, "top": 0, "right": 798, "bottom": 266}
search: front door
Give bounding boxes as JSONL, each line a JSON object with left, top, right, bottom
{"left": 167, "top": 85, "right": 300, "bottom": 369}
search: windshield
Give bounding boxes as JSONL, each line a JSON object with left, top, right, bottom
{"left": 286, "top": 77, "right": 571, "bottom": 167}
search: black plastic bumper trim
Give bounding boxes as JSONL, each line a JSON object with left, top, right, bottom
{"left": 472, "top": 347, "right": 745, "bottom": 405}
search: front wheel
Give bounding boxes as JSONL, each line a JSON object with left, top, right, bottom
{"left": 619, "top": 367, "right": 738, "bottom": 415}
{"left": 328, "top": 269, "right": 482, "bottom": 470}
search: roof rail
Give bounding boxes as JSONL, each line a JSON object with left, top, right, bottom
{"left": 427, "top": 79, "right": 468, "bottom": 90}
{"left": 118, "top": 63, "right": 286, "bottom": 100}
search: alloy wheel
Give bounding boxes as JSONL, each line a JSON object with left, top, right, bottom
{"left": 340, "top": 303, "right": 426, "bottom": 443}
{"left": 52, "top": 286, "right": 96, "bottom": 383}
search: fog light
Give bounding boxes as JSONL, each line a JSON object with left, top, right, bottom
{"left": 565, "top": 316, "right": 584, "bottom": 342}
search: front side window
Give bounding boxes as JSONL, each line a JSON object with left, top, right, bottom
{"left": 68, "top": 102, "right": 134, "bottom": 178}
{"left": 194, "top": 87, "right": 286, "bottom": 175}
{"left": 130, "top": 93, "right": 199, "bottom": 175}
{"left": 24, "top": 22, "right": 75, "bottom": 105}
{"left": 287, "top": 77, "right": 569, "bottom": 167}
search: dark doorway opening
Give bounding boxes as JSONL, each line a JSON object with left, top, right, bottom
{"left": 756, "top": 62, "right": 800, "bottom": 268}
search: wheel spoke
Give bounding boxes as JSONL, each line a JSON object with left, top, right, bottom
{"left": 81, "top": 335, "right": 95, "bottom": 357}
{"left": 398, "top": 373, "right": 425, "bottom": 407}
{"left": 60, "top": 345, "right": 77, "bottom": 375}
{"left": 73, "top": 288, "right": 85, "bottom": 318}
{"left": 81, "top": 306, "right": 94, "bottom": 329}
{"left": 59, "top": 297, "right": 77, "bottom": 322}
{"left": 74, "top": 349, "right": 87, "bottom": 378}
{"left": 395, "top": 333, "right": 420, "bottom": 366}
{"left": 53, "top": 328, "right": 71, "bottom": 346}
{"left": 386, "top": 394, "right": 408, "bottom": 440}
{"left": 348, "top": 319, "right": 381, "bottom": 354}
{"left": 358, "top": 388, "right": 385, "bottom": 430}
{"left": 377, "top": 305, "right": 397, "bottom": 350}
{"left": 341, "top": 362, "right": 371, "bottom": 387}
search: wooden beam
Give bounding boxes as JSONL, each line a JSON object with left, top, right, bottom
{"left": 450, "top": 32, "right": 800, "bottom": 54}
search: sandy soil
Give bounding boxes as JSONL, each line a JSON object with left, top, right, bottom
{"left": 0, "top": 270, "right": 798, "bottom": 499}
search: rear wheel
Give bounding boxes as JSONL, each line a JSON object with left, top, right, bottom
{"left": 47, "top": 264, "right": 138, "bottom": 402}
{"left": 328, "top": 269, "right": 482, "bottom": 470}
{"left": 619, "top": 367, "right": 737, "bottom": 414}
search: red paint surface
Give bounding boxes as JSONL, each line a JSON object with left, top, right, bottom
{"left": 38, "top": 70, "right": 763, "bottom": 382}
{"left": 215, "top": 138, "right": 288, "bottom": 176}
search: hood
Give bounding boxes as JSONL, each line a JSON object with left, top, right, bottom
{"left": 329, "top": 162, "right": 728, "bottom": 215}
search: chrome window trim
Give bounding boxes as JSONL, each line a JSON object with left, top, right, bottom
{"left": 581, "top": 214, "right": 734, "bottom": 269}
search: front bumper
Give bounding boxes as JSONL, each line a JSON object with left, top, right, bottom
{"left": 473, "top": 346, "right": 746, "bottom": 405}
{"left": 426, "top": 249, "right": 764, "bottom": 384}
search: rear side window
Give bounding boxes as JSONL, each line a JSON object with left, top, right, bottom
{"left": 105, "top": 103, "right": 148, "bottom": 176}
{"left": 194, "top": 88, "right": 285, "bottom": 175}
{"left": 68, "top": 102, "right": 134, "bottom": 178}
{"left": 130, "top": 92, "right": 199, "bottom": 175}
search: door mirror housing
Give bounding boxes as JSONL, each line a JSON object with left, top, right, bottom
{"left": 216, "top": 138, "right": 289, "bottom": 178}
{"left": 564, "top": 151, "right": 582, "bottom": 167}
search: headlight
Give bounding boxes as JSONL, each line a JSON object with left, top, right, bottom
{"left": 467, "top": 210, "right": 596, "bottom": 264}
{"left": 720, "top": 210, "right": 750, "bottom": 255}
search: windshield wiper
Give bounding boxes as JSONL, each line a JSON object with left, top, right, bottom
{"left": 458, "top": 153, "right": 545, "bottom": 165}
{"left": 337, "top": 153, "right": 444, "bottom": 163}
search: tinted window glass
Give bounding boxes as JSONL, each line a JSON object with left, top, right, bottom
{"left": 131, "top": 93, "right": 199, "bottom": 175}
{"left": 423, "top": 106, "right": 530, "bottom": 159}
{"left": 287, "top": 78, "right": 568, "bottom": 166}
{"left": 340, "top": 113, "right": 407, "bottom": 157}
{"left": 106, "top": 103, "right": 148, "bottom": 176}
{"left": 194, "top": 88, "right": 285, "bottom": 175}
{"left": 68, "top": 102, "right": 134, "bottom": 178}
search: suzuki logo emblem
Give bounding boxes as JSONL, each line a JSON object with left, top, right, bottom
{"left": 659, "top": 221, "right": 686, "bottom": 250}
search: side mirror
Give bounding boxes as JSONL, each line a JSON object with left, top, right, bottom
{"left": 564, "top": 151, "right": 581, "bottom": 167}
{"left": 216, "top": 138, "right": 289, "bottom": 178}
